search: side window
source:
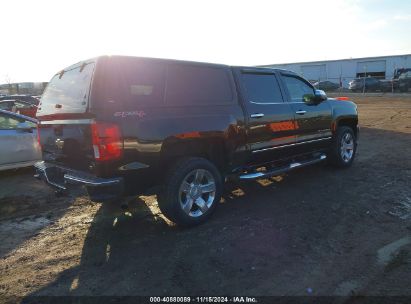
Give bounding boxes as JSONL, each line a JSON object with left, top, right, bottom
{"left": 0, "top": 114, "right": 21, "bottom": 129}
{"left": 122, "top": 62, "right": 166, "bottom": 106}
{"left": 282, "top": 75, "right": 314, "bottom": 102}
{"left": 241, "top": 73, "right": 283, "bottom": 104}
{"left": 166, "top": 64, "right": 233, "bottom": 105}
{"left": 100, "top": 59, "right": 166, "bottom": 109}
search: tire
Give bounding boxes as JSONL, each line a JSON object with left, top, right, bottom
{"left": 328, "top": 126, "right": 357, "bottom": 168}
{"left": 157, "top": 157, "right": 223, "bottom": 227}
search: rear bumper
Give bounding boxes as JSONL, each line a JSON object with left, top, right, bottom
{"left": 34, "top": 161, "right": 124, "bottom": 201}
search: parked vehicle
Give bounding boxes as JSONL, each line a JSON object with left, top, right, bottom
{"left": 313, "top": 81, "right": 340, "bottom": 91}
{"left": 348, "top": 77, "right": 381, "bottom": 92}
{"left": 398, "top": 71, "right": 411, "bottom": 92}
{"left": 393, "top": 68, "right": 411, "bottom": 80}
{"left": 0, "top": 99, "right": 38, "bottom": 118}
{"left": 0, "top": 110, "right": 41, "bottom": 171}
{"left": 34, "top": 56, "right": 359, "bottom": 226}
{"left": 380, "top": 79, "right": 398, "bottom": 92}
{"left": 0, "top": 95, "right": 40, "bottom": 106}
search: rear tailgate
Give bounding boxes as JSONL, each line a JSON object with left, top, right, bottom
{"left": 37, "top": 61, "right": 96, "bottom": 172}
{"left": 38, "top": 122, "right": 95, "bottom": 171}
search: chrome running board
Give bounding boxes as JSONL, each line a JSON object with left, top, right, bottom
{"left": 239, "top": 154, "right": 327, "bottom": 180}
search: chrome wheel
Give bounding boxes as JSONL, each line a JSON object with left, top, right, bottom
{"left": 340, "top": 132, "right": 354, "bottom": 163}
{"left": 178, "top": 169, "right": 216, "bottom": 218}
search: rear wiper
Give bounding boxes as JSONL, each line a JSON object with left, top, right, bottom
{"left": 58, "top": 70, "right": 65, "bottom": 79}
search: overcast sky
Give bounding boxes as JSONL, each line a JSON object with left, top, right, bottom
{"left": 1, "top": 0, "right": 411, "bottom": 83}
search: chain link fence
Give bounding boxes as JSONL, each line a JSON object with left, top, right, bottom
{"left": 307, "top": 75, "right": 410, "bottom": 94}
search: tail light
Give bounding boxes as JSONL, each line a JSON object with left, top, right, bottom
{"left": 91, "top": 122, "right": 123, "bottom": 161}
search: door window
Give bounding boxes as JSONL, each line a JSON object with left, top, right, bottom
{"left": 0, "top": 114, "right": 21, "bottom": 129}
{"left": 282, "top": 75, "right": 314, "bottom": 102}
{"left": 241, "top": 73, "right": 283, "bottom": 104}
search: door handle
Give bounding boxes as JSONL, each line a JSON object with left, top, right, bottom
{"left": 295, "top": 110, "right": 307, "bottom": 115}
{"left": 250, "top": 113, "right": 264, "bottom": 118}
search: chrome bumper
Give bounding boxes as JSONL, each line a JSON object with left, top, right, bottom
{"left": 34, "top": 161, "right": 123, "bottom": 192}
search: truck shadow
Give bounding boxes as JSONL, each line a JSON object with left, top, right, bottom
{"left": 0, "top": 167, "right": 74, "bottom": 259}
{"left": 22, "top": 127, "right": 411, "bottom": 298}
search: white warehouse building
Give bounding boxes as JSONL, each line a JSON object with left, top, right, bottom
{"left": 260, "top": 54, "right": 411, "bottom": 88}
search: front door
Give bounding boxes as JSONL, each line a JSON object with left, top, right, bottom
{"left": 238, "top": 70, "right": 298, "bottom": 165}
{"left": 279, "top": 73, "right": 333, "bottom": 151}
{"left": 0, "top": 112, "right": 40, "bottom": 168}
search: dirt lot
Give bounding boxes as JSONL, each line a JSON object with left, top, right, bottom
{"left": 1, "top": 95, "right": 411, "bottom": 302}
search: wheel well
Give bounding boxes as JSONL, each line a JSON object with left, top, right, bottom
{"left": 337, "top": 118, "right": 358, "bottom": 137}
{"left": 160, "top": 139, "right": 228, "bottom": 173}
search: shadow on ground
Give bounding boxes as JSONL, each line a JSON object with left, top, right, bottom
{"left": 17, "top": 127, "right": 411, "bottom": 298}
{"left": 0, "top": 167, "right": 76, "bottom": 258}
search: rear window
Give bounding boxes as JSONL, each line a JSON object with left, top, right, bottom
{"left": 166, "top": 64, "right": 233, "bottom": 105}
{"left": 37, "top": 62, "right": 95, "bottom": 116}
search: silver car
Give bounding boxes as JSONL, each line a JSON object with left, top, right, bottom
{"left": 0, "top": 110, "right": 41, "bottom": 171}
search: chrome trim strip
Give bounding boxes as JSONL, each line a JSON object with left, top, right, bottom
{"left": 252, "top": 136, "right": 332, "bottom": 153}
{"left": 249, "top": 101, "right": 307, "bottom": 105}
{"left": 40, "top": 119, "right": 94, "bottom": 125}
{"left": 239, "top": 172, "right": 265, "bottom": 179}
{"left": 289, "top": 162, "right": 301, "bottom": 168}
{"left": 64, "top": 174, "right": 122, "bottom": 186}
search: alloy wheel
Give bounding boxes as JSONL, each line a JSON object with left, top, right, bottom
{"left": 340, "top": 132, "right": 354, "bottom": 163}
{"left": 178, "top": 169, "right": 216, "bottom": 217}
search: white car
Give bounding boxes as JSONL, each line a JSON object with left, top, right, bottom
{"left": 0, "top": 110, "right": 41, "bottom": 171}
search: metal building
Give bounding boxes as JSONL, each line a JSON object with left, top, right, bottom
{"left": 260, "top": 54, "right": 411, "bottom": 88}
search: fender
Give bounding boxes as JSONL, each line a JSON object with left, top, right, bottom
{"left": 328, "top": 99, "right": 359, "bottom": 135}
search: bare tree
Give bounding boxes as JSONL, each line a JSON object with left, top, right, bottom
{"left": 3, "top": 74, "right": 17, "bottom": 94}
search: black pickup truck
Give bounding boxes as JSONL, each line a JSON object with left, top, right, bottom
{"left": 35, "top": 56, "right": 359, "bottom": 226}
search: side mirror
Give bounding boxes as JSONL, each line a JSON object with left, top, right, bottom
{"left": 16, "top": 121, "right": 33, "bottom": 133}
{"left": 303, "top": 90, "right": 327, "bottom": 104}
{"left": 314, "top": 89, "right": 328, "bottom": 102}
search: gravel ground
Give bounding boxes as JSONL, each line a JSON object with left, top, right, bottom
{"left": 0, "top": 95, "right": 410, "bottom": 303}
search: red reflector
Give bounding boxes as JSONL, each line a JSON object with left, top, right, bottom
{"left": 335, "top": 97, "right": 349, "bottom": 101}
{"left": 91, "top": 122, "right": 123, "bottom": 161}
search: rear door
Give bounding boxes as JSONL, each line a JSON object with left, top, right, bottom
{"left": 279, "top": 73, "right": 332, "bottom": 150}
{"left": 237, "top": 69, "right": 297, "bottom": 164}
